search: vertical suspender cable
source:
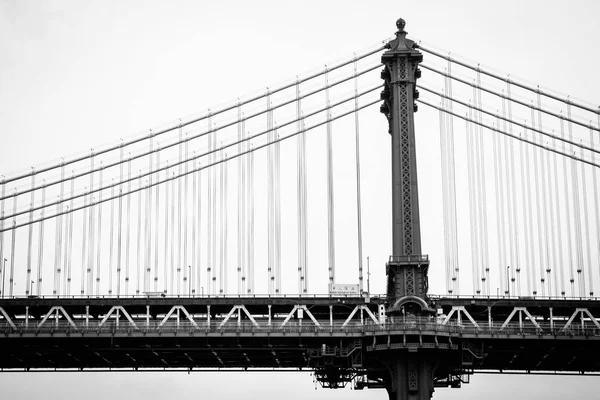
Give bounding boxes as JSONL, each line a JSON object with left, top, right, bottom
{"left": 88, "top": 152, "right": 95, "bottom": 295}
{"left": 248, "top": 140, "right": 255, "bottom": 294}
{"left": 184, "top": 132, "right": 189, "bottom": 294}
{"left": 551, "top": 122, "right": 565, "bottom": 295}
{"left": 196, "top": 153, "right": 202, "bottom": 294}
{"left": 81, "top": 188, "right": 88, "bottom": 295}
{"left": 501, "top": 95, "right": 512, "bottom": 294}
{"left": 473, "top": 77, "right": 487, "bottom": 294}
{"left": 67, "top": 173, "right": 74, "bottom": 296}
{"left": 567, "top": 103, "right": 585, "bottom": 296}
{"left": 296, "top": 81, "right": 308, "bottom": 294}
{"left": 523, "top": 114, "right": 537, "bottom": 295}
{"left": 560, "top": 114, "right": 575, "bottom": 295}
{"left": 109, "top": 179, "right": 115, "bottom": 295}
{"left": 54, "top": 197, "right": 60, "bottom": 294}
{"left": 506, "top": 82, "right": 521, "bottom": 295}
{"left": 439, "top": 104, "right": 451, "bottom": 294}
{"left": 57, "top": 164, "right": 65, "bottom": 295}
{"left": 240, "top": 117, "right": 246, "bottom": 294}
{"left": 237, "top": 102, "right": 243, "bottom": 294}
{"left": 192, "top": 154, "right": 197, "bottom": 294}
{"left": 163, "top": 161, "right": 170, "bottom": 294}
{"left": 494, "top": 114, "right": 507, "bottom": 294}
{"left": 147, "top": 134, "right": 153, "bottom": 294}
{"left": 95, "top": 163, "right": 103, "bottom": 296}
{"left": 9, "top": 191, "right": 17, "bottom": 297}
{"left": 212, "top": 125, "right": 218, "bottom": 295}
{"left": 136, "top": 171, "right": 142, "bottom": 294}
{"left": 154, "top": 143, "right": 160, "bottom": 292}
{"left": 530, "top": 108, "right": 542, "bottom": 295}
{"left": 267, "top": 90, "right": 274, "bottom": 294}
{"left": 0, "top": 179, "right": 4, "bottom": 296}
{"left": 37, "top": 183, "right": 46, "bottom": 296}
{"left": 207, "top": 114, "right": 213, "bottom": 295}
{"left": 536, "top": 91, "right": 549, "bottom": 295}
{"left": 544, "top": 123, "right": 557, "bottom": 297}
{"left": 520, "top": 121, "right": 532, "bottom": 295}
{"left": 224, "top": 152, "right": 229, "bottom": 294}
{"left": 296, "top": 81, "right": 303, "bottom": 294}
{"left": 27, "top": 171, "right": 35, "bottom": 296}
{"left": 125, "top": 154, "right": 132, "bottom": 295}
{"left": 591, "top": 117, "right": 600, "bottom": 291}
{"left": 477, "top": 73, "right": 491, "bottom": 295}
{"left": 219, "top": 148, "right": 225, "bottom": 294}
{"left": 171, "top": 170, "right": 176, "bottom": 295}
{"left": 581, "top": 133, "right": 593, "bottom": 296}
{"left": 466, "top": 106, "right": 479, "bottom": 294}
{"left": 275, "top": 124, "right": 281, "bottom": 294}
{"left": 353, "top": 56, "right": 364, "bottom": 293}
{"left": 446, "top": 60, "right": 460, "bottom": 293}
{"left": 325, "top": 67, "right": 336, "bottom": 287}
{"left": 302, "top": 117, "right": 308, "bottom": 293}
{"left": 177, "top": 126, "right": 183, "bottom": 295}
{"left": 116, "top": 145, "right": 124, "bottom": 296}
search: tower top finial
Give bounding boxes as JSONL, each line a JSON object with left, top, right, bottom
{"left": 384, "top": 18, "right": 418, "bottom": 53}
{"left": 396, "top": 18, "right": 406, "bottom": 32}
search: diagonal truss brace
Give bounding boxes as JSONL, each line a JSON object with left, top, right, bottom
{"left": 560, "top": 308, "right": 600, "bottom": 333}
{"left": 280, "top": 305, "right": 322, "bottom": 328}
{"left": 217, "top": 305, "right": 259, "bottom": 330}
{"left": 158, "top": 305, "right": 199, "bottom": 329}
{"left": 37, "top": 306, "right": 78, "bottom": 330}
{"left": 442, "top": 306, "right": 480, "bottom": 328}
{"left": 342, "top": 305, "right": 381, "bottom": 327}
{"left": 98, "top": 306, "right": 139, "bottom": 330}
{"left": 500, "top": 307, "right": 542, "bottom": 331}
{"left": 0, "top": 307, "right": 17, "bottom": 330}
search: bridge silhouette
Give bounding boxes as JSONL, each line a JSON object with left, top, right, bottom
{"left": 1, "top": 18, "right": 600, "bottom": 400}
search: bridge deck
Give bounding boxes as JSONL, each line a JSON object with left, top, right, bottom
{"left": 2, "top": 296, "right": 600, "bottom": 375}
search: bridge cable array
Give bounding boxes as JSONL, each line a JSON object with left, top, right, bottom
{"left": 418, "top": 41, "right": 600, "bottom": 297}
{"left": 0, "top": 42, "right": 383, "bottom": 297}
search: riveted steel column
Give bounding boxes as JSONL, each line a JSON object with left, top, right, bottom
{"left": 381, "top": 19, "right": 423, "bottom": 257}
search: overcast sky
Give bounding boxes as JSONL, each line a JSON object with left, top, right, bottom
{"left": 1, "top": 0, "right": 600, "bottom": 399}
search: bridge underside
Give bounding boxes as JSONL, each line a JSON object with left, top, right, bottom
{"left": 2, "top": 296, "right": 600, "bottom": 393}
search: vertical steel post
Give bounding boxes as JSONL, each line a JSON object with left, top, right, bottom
{"left": 381, "top": 19, "right": 430, "bottom": 315}
{"left": 378, "top": 19, "right": 435, "bottom": 400}
{"left": 381, "top": 19, "right": 423, "bottom": 258}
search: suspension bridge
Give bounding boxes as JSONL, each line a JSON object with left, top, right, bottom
{"left": 1, "top": 18, "right": 600, "bottom": 400}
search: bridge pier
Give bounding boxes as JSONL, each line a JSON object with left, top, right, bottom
{"left": 378, "top": 19, "right": 435, "bottom": 399}
{"left": 384, "top": 356, "right": 435, "bottom": 400}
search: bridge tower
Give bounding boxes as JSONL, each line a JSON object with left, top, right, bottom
{"left": 379, "top": 18, "right": 435, "bottom": 400}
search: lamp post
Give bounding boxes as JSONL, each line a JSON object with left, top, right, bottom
{"left": 366, "top": 256, "right": 371, "bottom": 295}
{"left": 506, "top": 266, "right": 511, "bottom": 297}
{"left": 1, "top": 258, "right": 6, "bottom": 299}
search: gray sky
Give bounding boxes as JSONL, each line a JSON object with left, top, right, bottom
{"left": 1, "top": 0, "right": 600, "bottom": 398}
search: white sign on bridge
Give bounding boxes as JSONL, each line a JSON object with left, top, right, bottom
{"left": 329, "top": 284, "right": 360, "bottom": 296}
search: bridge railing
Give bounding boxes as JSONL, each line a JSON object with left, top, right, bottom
{"left": 2, "top": 318, "right": 599, "bottom": 337}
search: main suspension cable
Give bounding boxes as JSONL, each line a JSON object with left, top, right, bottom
{"left": 418, "top": 85, "right": 600, "bottom": 155}
{"left": 1, "top": 45, "right": 385, "bottom": 186}
{"left": 419, "top": 64, "right": 599, "bottom": 132}
{"left": 1, "top": 99, "right": 381, "bottom": 233}
{"left": 2, "top": 85, "right": 382, "bottom": 222}
{"left": 419, "top": 44, "right": 600, "bottom": 115}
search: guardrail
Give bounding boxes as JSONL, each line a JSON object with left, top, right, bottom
{"left": 1, "top": 318, "right": 598, "bottom": 337}
{"left": 388, "top": 255, "right": 429, "bottom": 263}
{"left": 2, "top": 293, "right": 600, "bottom": 301}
